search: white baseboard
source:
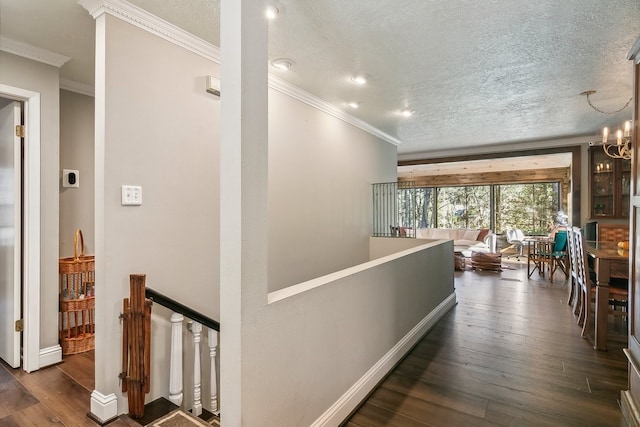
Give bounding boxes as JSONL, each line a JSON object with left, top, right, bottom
{"left": 39, "top": 345, "right": 62, "bottom": 368}
{"left": 310, "top": 291, "right": 457, "bottom": 427}
{"left": 90, "top": 390, "right": 119, "bottom": 424}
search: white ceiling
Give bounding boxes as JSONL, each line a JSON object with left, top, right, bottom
{"left": 1, "top": 0, "right": 639, "bottom": 159}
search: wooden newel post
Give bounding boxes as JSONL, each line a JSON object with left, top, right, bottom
{"left": 120, "top": 274, "right": 152, "bottom": 418}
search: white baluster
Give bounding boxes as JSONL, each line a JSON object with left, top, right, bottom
{"left": 169, "top": 313, "right": 184, "bottom": 406}
{"left": 208, "top": 329, "right": 219, "bottom": 415}
{"left": 191, "top": 321, "right": 203, "bottom": 416}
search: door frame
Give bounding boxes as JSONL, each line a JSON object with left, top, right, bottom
{"left": 0, "top": 84, "right": 41, "bottom": 372}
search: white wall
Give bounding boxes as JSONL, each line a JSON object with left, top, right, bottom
{"left": 0, "top": 51, "right": 60, "bottom": 351}
{"left": 244, "top": 241, "right": 455, "bottom": 426}
{"left": 60, "top": 90, "right": 95, "bottom": 257}
{"left": 268, "top": 90, "right": 397, "bottom": 291}
{"left": 95, "top": 15, "right": 221, "bottom": 410}
{"left": 94, "top": 4, "right": 409, "bottom": 423}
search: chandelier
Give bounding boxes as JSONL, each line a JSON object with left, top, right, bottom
{"left": 600, "top": 121, "right": 632, "bottom": 160}
{"left": 581, "top": 90, "right": 633, "bottom": 160}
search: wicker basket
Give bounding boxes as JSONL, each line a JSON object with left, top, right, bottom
{"left": 59, "top": 230, "right": 95, "bottom": 355}
{"left": 454, "top": 252, "right": 466, "bottom": 271}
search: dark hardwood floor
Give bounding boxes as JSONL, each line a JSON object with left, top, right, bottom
{"left": 0, "top": 259, "right": 628, "bottom": 426}
{"left": 0, "top": 350, "right": 138, "bottom": 426}
{"left": 345, "top": 259, "right": 628, "bottom": 426}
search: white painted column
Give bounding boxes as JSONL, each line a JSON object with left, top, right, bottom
{"left": 208, "top": 329, "right": 219, "bottom": 414}
{"left": 220, "top": 0, "right": 269, "bottom": 424}
{"left": 169, "top": 313, "right": 184, "bottom": 406}
{"left": 83, "top": 6, "right": 118, "bottom": 423}
{"left": 191, "top": 322, "right": 203, "bottom": 416}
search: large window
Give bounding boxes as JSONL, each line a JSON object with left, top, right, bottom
{"left": 417, "top": 182, "right": 560, "bottom": 235}
{"left": 436, "top": 186, "right": 490, "bottom": 229}
{"left": 495, "top": 183, "right": 560, "bottom": 235}
{"left": 373, "top": 181, "right": 560, "bottom": 237}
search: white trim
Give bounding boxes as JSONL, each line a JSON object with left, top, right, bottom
{"left": 79, "top": 0, "right": 219, "bottom": 63}
{"left": 60, "top": 79, "right": 95, "bottom": 97}
{"left": 0, "top": 84, "right": 41, "bottom": 373}
{"left": 0, "top": 36, "right": 70, "bottom": 68}
{"left": 90, "top": 390, "right": 119, "bottom": 423}
{"left": 310, "top": 292, "right": 457, "bottom": 427}
{"left": 39, "top": 345, "right": 62, "bottom": 368}
{"left": 268, "top": 75, "right": 401, "bottom": 146}
{"left": 78, "top": 0, "right": 399, "bottom": 146}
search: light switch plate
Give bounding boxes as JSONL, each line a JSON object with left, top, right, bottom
{"left": 121, "top": 185, "right": 142, "bottom": 206}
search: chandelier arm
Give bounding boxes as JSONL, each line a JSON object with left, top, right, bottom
{"left": 602, "top": 139, "right": 632, "bottom": 160}
{"left": 586, "top": 93, "right": 633, "bottom": 114}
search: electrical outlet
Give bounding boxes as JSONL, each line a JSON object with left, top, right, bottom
{"left": 121, "top": 185, "right": 142, "bottom": 206}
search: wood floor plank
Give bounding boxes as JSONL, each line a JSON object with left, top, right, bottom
{"left": 10, "top": 364, "right": 98, "bottom": 427}
{"left": 366, "top": 387, "right": 496, "bottom": 427}
{"left": 347, "top": 400, "right": 435, "bottom": 427}
{"left": 344, "top": 261, "right": 627, "bottom": 426}
{"left": 57, "top": 351, "right": 95, "bottom": 392}
{"left": 0, "top": 403, "right": 65, "bottom": 426}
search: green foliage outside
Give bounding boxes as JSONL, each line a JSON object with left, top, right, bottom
{"left": 400, "top": 182, "right": 559, "bottom": 235}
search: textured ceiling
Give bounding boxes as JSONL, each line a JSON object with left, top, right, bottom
{"left": 1, "top": 0, "right": 639, "bottom": 158}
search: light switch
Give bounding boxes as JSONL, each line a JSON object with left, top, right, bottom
{"left": 121, "top": 185, "right": 142, "bottom": 206}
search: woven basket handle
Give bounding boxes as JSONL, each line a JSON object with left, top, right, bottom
{"left": 74, "top": 229, "right": 85, "bottom": 260}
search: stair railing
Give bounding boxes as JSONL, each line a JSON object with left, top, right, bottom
{"left": 145, "top": 287, "right": 220, "bottom": 417}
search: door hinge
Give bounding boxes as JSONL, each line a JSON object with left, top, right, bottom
{"left": 15, "top": 319, "right": 23, "bottom": 332}
{"left": 15, "top": 125, "right": 25, "bottom": 138}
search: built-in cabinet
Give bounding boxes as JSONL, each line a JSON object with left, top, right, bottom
{"left": 589, "top": 146, "right": 631, "bottom": 218}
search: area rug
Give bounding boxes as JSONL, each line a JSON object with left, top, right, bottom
{"left": 145, "top": 409, "right": 219, "bottom": 427}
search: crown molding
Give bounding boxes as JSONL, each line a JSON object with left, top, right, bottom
{"left": 268, "top": 75, "right": 401, "bottom": 146}
{"left": 60, "top": 78, "right": 95, "bottom": 97}
{"left": 0, "top": 36, "right": 70, "bottom": 68}
{"left": 79, "top": 0, "right": 220, "bottom": 63}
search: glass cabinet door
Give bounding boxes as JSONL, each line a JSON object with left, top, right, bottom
{"left": 591, "top": 149, "right": 614, "bottom": 217}
{"left": 590, "top": 147, "right": 632, "bottom": 218}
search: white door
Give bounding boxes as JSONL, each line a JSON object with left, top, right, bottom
{"left": 0, "top": 101, "right": 22, "bottom": 368}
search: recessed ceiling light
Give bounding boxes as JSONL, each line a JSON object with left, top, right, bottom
{"left": 347, "top": 102, "right": 360, "bottom": 109}
{"left": 265, "top": 5, "right": 279, "bottom": 20}
{"left": 265, "top": 1, "right": 285, "bottom": 20}
{"left": 350, "top": 74, "right": 368, "bottom": 85}
{"left": 400, "top": 109, "right": 414, "bottom": 117}
{"left": 272, "top": 58, "right": 294, "bottom": 71}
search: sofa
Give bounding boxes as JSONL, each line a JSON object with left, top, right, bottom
{"left": 416, "top": 228, "right": 495, "bottom": 252}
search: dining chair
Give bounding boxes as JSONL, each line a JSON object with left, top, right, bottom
{"left": 549, "top": 230, "right": 569, "bottom": 281}
{"left": 573, "top": 226, "right": 628, "bottom": 339}
{"left": 571, "top": 227, "right": 590, "bottom": 337}
{"left": 566, "top": 227, "right": 580, "bottom": 314}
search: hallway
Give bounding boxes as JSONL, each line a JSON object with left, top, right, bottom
{"left": 0, "top": 260, "right": 628, "bottom": 426}
{"left": 346, "top": 260, "right": 627, "bottom": 426}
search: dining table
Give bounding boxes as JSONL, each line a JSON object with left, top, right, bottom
{"left": 585, "top": 240, "right": 629, "bottom": 351}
